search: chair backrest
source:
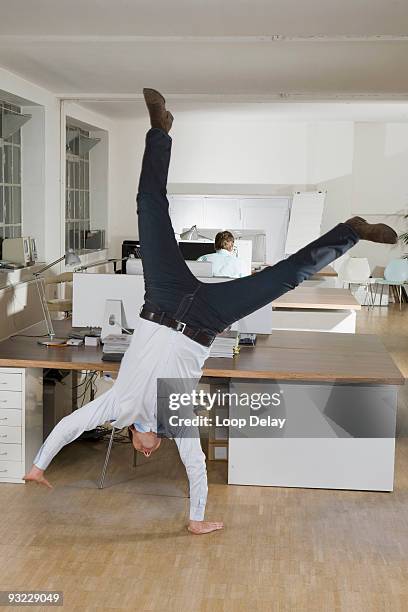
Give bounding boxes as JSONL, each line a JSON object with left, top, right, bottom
{"left": 186, "top": 261, "right": 213, "bottom": 277}
{"left": 384, "top": 258, "right": 408, "bottom": 282}
{"left": 125, "top": 258, "right": 213, "bottom": 278}
{"left": 338, "top": 257, "right": 371, "bottom": 282}
{"left": 125, "top": 258, "right": 144, "bottom": 275}
{"left": 44, "top": 272, "right": 74, "bottom": 285}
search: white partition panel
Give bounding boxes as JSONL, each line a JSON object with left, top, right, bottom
{"left": 285, "top": 191, "right": 326, "bottom": 254}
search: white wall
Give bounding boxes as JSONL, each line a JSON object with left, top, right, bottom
{"left": 307, "top": 121, "right": 355, "bottom": 233}
{"left": 169, "top": 111, "right": 308, "bottom": 185}
{"left": 21, "top": 105, "right": 46, "bottom": 260}
{"left": 0, "top": 66, "right": 61, "bottom": 264}
{"left": 107, "top": 116, "right": 145, "bottom": 258}
{"left": 313, "top": 122, "right": 407, "bottom": 268}
{"left": 110, "top": 109, "right": 408, "bottom": 269}
{"left": 109, "top": 108, "right": 314, "bottom": 256}
{"left": 0, "top": 67, "right": 61, "bottom": 337}
{"left": 0, "top": 69, "right": 121, "bottom": 338}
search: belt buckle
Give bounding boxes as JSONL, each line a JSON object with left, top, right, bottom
{"left": 175, "top": 320, "right": 186, "bottom": 333}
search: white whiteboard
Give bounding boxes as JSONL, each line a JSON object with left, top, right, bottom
{"left": 285, "top": 191, "right": 326, "bottom": 255}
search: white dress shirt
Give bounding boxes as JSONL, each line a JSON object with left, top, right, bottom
{"left": 198, "top": 248, "right": 243, "bottom": 278}
{"left": 34, "top": 317, "right": 211, "bottom": 521}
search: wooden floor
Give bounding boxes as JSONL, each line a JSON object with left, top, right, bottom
{"left": 0, "top": 305, "right": 407, "bottom": 611}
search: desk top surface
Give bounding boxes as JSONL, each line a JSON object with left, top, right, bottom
{"left": 0, "top": 320, "right": 403, "bottom": 385}
{"left": 311, "top": 265, "right": 338, "bottom": 278}
{"left": 272, "top": 286, "right": 361, "bottom": 310}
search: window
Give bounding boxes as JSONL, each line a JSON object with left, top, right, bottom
{"left": 65, "top": 125, "right": 91, "bottom": 251}
{"left": 0, "top": 101, "right": 22, "bottom": 240}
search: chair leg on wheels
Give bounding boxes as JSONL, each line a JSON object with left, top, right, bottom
{"left": 99, "top": 427, "right": 115, "bottom": 489}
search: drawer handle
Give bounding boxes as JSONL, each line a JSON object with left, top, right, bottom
{"left": 0, "top": 452, "right": 7, "bottom": 456}
{"left": 0, "top": 418, "right": 8, "bottom": 421}
{"left": 0, "top": 400, "right": 8, "bottom": 403}
{"left": 0, "top": 382, "right": 8, "bottom": 385}
{"left": 0, "top": 469, "right": 8, "bottom": 473}
{"left": 0, "top": 435, "right": 7, "bottom": 438}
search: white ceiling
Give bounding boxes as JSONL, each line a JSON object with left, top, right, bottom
{"left": 1, "top": 0, "right": 408, "bottom": 36}
{"left": 75, "top": 100, "right": 408, "bottom": 123}
{"left": 1, "top": 0, "right": 408, "bottom": 118}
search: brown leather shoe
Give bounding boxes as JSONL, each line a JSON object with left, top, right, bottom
{"left": 345, "top": 216, "right": 398, "bottom": 244}
{"left": 143, "top": 88, "right": 173, "bottom": 133}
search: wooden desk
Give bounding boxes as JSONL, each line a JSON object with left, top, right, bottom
{"left": 0, "top": 321, "right": 399, "bottom": 384}
{"left": 221, "top": 331, "right": 403, "bottom": 492}
{"left": 0, "top": 320, "right": 403, "bottom": 492}
{"left": 311, "top": 265, "right": 338, "bottom": 278}
{"left": 272, "top": 287, "right": 360, "bottom": 310}
{"left": 271, "top": 286, "right": 360, "bottom": 334}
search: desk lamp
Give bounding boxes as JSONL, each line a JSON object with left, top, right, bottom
{"left": 75, "top": 256, "right": 128, "bottom": 274}
{"left": 34, "top": 249, "right": 81, "bottom": 339}
{"left": 180, "top": 225, "right": 212, "bottom": 241}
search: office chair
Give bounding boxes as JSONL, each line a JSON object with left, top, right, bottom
{"left": 44, "top": 271, "right": 74, "bottom": 317}
{"left": 98, "top": 427, "right": 137, "bottom": 489}
{"left": 373, "top": 258, "right": 408, "bottom": 309}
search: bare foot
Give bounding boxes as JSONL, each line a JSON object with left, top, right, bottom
{"left": 188, "top": 520, "right": 224, "bottom": 535}
{"left": 23, "top": 465, "right": 53, "bottom": 489}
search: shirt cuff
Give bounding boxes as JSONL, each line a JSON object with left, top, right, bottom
{"left": 189, "top": 503, "right": 206, "bottom": 522}
{"left": 33, "top": 448, "right": 49, "bottom": 471}
{"left": 133, "top": 421, "right": 157, "bottom": 433}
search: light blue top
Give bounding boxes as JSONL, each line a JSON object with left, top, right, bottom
{"left": 197, "top": 249, "right": 243, "bottom": 278}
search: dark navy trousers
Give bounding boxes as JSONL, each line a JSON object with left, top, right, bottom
{"left": 137, "top": 129, "right": 359, "bottom": 336}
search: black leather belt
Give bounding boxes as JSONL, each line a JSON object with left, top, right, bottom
{"left": 140, "top": 307, "right": 215, "bottom": 348}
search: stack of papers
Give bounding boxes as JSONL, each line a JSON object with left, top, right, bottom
{"left": 210, "top": 330, "right": 239, "bottom": 358}
{"left": 102, "top": 334, "right": 132, "bottom": 355}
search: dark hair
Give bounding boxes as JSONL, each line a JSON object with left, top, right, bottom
{"left": 215, "top": 230, "right": 234, "bottom": 251}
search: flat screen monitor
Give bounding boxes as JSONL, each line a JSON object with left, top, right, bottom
{"left": 178, "top": 241, "right": 215, "bottom": 261}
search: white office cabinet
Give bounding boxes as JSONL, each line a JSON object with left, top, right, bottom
{"left": 0, "top": 368, "right": 43, "bottom": 484}
{"left": 169, "top": 194, "right": 291, "bottom": 264}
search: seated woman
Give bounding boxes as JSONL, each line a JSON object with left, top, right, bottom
{"left": 197, "top": 230, "right": 243, "bottom": 278}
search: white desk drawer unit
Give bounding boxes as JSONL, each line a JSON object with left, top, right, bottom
{"left": 0, "top": 409, "right": 22, "bottom": 427}
{"left": 0, "top": 372, "right": 22, "bottom": 391}
{"left": 0, "top": 425, "right": 22, "bottom": 443}
{"left": 0, "top": 443, "right": 22, "bottom": 461}
{"left": 0, "top": 460, "right": 25, "bottom": 480}
{"left": 0, "top": 391, "right": 23, "bottom": 409}
{"left": 0, "top": 368, "right": 42, "bottom": 484}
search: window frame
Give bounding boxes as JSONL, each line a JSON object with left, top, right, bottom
{"left": 0, "top": 101, "right": 23, "bottom": 241}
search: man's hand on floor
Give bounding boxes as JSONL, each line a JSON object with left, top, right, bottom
{"left": 188, "top": 520, "right": 224, "bottom": 535}
{"left": 23, "top": 465, "right": 53, "bottom": 489}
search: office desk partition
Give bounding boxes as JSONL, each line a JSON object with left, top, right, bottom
{"left": 0, "top": 320, "right": 403, "bottom": 491}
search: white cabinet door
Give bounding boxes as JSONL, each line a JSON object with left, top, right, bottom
{"left": 240, "top": 198, "right": 290, "bottom": 265}
{"left": 168, "top": 196, "right": 205, "bottom": 234}
{"left": 203, "top": 197, "right": 241, "bottom": 229}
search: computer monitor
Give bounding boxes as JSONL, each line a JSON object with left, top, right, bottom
{"left": 73, "top": 273, "right": 145, "bottom": 330}
{"left": 121, "top": 240, "right": 141, "bottom": 273}
{"left": 178, "top": 241, "right": 215, "bottom": 261}
{"left": 181, "top": 229, "right": 266, "bottom": 263}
